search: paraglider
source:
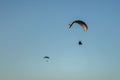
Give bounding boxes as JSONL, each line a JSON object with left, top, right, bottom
{"left": 43, "top": 56, "right": 50, "bottom": 62}
{"left": 69, "top": 20, "right": 88, "bottom": 45}
{"left": 69, "top": 20, "right": 88, "bottom": 31}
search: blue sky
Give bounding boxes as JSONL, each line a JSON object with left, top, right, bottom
{"left": 0, "top": 0, "right": 120, "bottom": 80}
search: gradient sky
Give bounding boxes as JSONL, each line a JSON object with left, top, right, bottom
{"left": 0, "top": 0, "right": 120, "bottom": 80}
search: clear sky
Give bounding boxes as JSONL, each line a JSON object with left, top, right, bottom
{"left": 0, "top": 0, "right": 120, "bottom": 80}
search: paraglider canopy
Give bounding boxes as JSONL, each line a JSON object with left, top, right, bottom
{"left": 69, "top": 20, "right": 88, "bottom": 31}
{"left": 43, "top": 56, "right": 50, "bottom": 59}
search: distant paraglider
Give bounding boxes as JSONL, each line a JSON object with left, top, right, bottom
{"left": 69, "top": 20, "right": 88, "bottom": 45}
{"left": 43, "top": 56, "right": 50, "bottom": 62}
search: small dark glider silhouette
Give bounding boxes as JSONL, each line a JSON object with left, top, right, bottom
{"left": 43, "top": 56, "right": 50, "bottom": 62}
{"left": 69, "top": 20, "right": 88, "bottom": 31}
